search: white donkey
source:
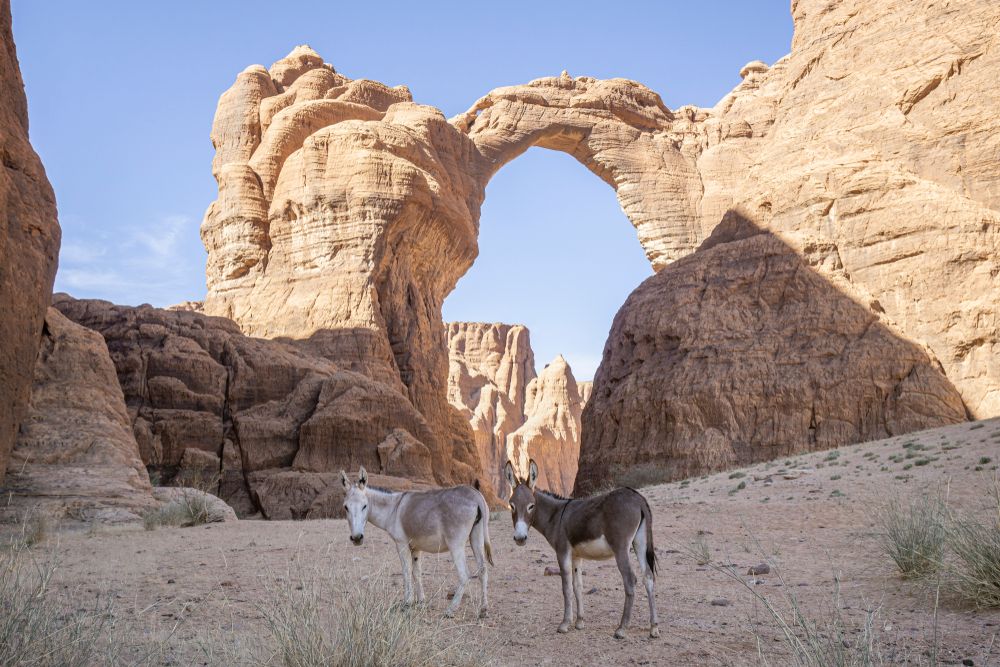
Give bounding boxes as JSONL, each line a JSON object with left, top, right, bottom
{"left": 341, "top": 467, "right": 494, "bottom": 617}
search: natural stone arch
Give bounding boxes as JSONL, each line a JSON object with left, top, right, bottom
{"left": 452, "top": 73, "right": 706, "bottom": 271}
{"left": 199, "top": 47, "right": 710, "bottom": 493}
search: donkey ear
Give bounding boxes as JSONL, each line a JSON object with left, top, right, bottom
{"left": 503, "top": 460, "right": 516, "bottom": 489}
{"left": 340, "top": 470, "right": 350, "bottom": 490}
{"left": 528, "top": 459, "right": 539, "bottom": 489}
{"left": 357, "top": 466, "right": 368, "bottom": 489}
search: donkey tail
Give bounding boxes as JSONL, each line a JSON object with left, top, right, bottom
{"left": 641, "top": 497, "right": 657, "bottom": 579}
{"left": 479, "top": 495, "right": 494, "bottom": 567}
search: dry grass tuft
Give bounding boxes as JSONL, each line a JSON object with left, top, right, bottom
{"left": 941, "top": 478, "right": 1000, "bottom": 608}
{"left": 873, "top": 493, "right": 946, "bottom": 579}
{"left": 143, "top": 489, "right": 215, "bottom": 530}
{"left": 0, "top": 538, "right": 118, "bottom": 666}
{"left": 203, "top": 559, "right": 494, "bottom": 666}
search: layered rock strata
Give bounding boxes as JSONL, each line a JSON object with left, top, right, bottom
{"left": 53, "top": 294, "right": 460, "bottom": 517}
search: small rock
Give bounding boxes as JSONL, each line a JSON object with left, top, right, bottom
{"left": 962, "top": 660, "right": 974, "bottom": 666}
{"left": 544, "top": 566, "right": 561, "bottom": 576}
{"left": 747, "top": 563, "right": 771, "bottom": 575}
{"left": 710, "top": 598, "right": 731, "bottom": 607}
{"left": 586, "top": 587, "right": 599, "bottom": 595}
{"left": 166, "top": 579, "right": 175, "bottom": 584}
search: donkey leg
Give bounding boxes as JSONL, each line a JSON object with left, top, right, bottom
{"left": 614, "top": 549, "right": 637, "bottom": 639}
{"left": 396, "top": 542, "right": 414, "bottom": 606}
{"left": 572, "top": 558, "right": 585, "bottom": 630}
{"left": 633, "top": 528, "right": 660, "bottom": 638}
{"left": 557, "top": 550, "right": 574, "bottom": 633}
{"left": 470, "top": 525, "right": 489, "bottom": 618}
{"left": 411, "top": 549, "right": 426, "bottom": 605}
{"left": 444, "top": 544, "right": 470, "bottom": 618}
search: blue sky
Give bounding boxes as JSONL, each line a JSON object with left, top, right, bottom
{"left": 12, "top": 1, "right": 792, "bottom": 380}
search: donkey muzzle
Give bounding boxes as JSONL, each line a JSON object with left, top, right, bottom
{"left": 350, "top": 534, "right": 364, "bottom": 545}
{"left": 513, "top": 535, "right": 527, "bottom": 546}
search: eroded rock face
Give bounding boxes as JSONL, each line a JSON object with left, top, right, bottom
{"left": 684, "top": 0, "right": 1000, "bottom": 419}
{"left": 53, "top": 294, "right": 459, "bottom": 518}
{"left": 446, "top": 322, "right": 535, "bottom": 493}
{"left": 508, "top": 356, "right": 583, "bottom": 497}
{"left": 0, "top": 0, "right": 61, "bottom": 483}
{"left": 576, "top": 215, "right": 969, "bottom": 492}
{"left": 446, "top": 323, "right": 587, "bottom": 496}
{"left": 2, "top": 309, "right": 156, "bottom": 523}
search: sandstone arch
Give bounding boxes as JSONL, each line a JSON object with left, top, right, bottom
{"left": 201, "top": 2, "right": 1000, "bottom": 496}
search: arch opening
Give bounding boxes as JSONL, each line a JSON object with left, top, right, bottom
{"left": 443, "top": 147, "right": 653, "bottom": 495}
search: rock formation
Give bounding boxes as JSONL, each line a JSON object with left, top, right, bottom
{"left": 205, "top": 6, "right": 999, "bottom": 499}
{"left": 2, "top": 308, "right": 156, "bottom": 523}
{"left": 0, "top": 0, "right": 61, "bottom": 483}
{"left": 54, "top": 294, "right": 456, "bottom": 517}
{"left": 446, "top": 323, "right": 586, "bottom": 496}
{"left": 446, "top": 322, "right": 535, "bottom": 494}
{"left": 507, "top": 356, "right": 584, "bottom": 497}
{"left": 575, "top": 214, "right": 970, "bottom": 492}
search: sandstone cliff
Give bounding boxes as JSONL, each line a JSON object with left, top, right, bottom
{"left": 446, "top": 322, "right": 536, "bottom": 494}
{"left": 576, "top": 0, "right": 999, "bottom": 489}
{"left": 508, "top": 356, "right": 584, "bottom": 497}
{"left": 577, "top": 214, "right": 970, "bottom": 491}
{"left": 0, "top": 0, "right": 60, "bottom": 483}
{"left": 2, "top": 308, "right": 156, "bottom": 523}
{"left": 54, "top": 294, "right": 451, "bottom": 517}
{"left": 446, "top": 323, "right": 586, "bottom": 496}
{"left": 205, "top": 14, "right": 998, "bottom": 500}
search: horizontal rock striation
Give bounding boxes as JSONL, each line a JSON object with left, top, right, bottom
{"left": 54, "top": 294, "right": 465, "bottom": 517}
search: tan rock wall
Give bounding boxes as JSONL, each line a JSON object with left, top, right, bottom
{"left": 3, "top": 308, "right": 156, "bottom": 523}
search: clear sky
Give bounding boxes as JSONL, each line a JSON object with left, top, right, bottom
{"left": 11, "top": 1, "right": 793, "bottom": 381}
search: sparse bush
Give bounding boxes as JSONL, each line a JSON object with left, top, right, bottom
{"left": 874, "top": 493, "right": 945, "bottom": 579}
{"left": 717, "top": 556, "right": 908, "bottom": 666}
{"left": 942, "top": 480, "right": 1000, "bottom": 607}
{"left": 0, "top": 540, "right": 120, "bottom": 666}
{"left": 143, "top": 490, "right": 213, "bottom": 530}
{"left": 728, "top": 471, "right": 746, "bottom": 480}
{"left": 691, "top": 533, "right": 711, "bottom": 566}
{"left": 203, "top": 562, "right": 494, "bottom": 666}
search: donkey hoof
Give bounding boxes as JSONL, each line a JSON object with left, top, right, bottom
{"left": 575, "top": 620, "right": 585, "bottom": 630}
{"left": 557, "top": 623, "right": 571, "bottom": 634}
{"left": 444, "top": 609, "right": 456, "bottom": 619}
{"left": 649, "top": 626, "right": 661, "bottom": 639}
{"left": 614, "top": 628, "right": 627, "bottom": 639}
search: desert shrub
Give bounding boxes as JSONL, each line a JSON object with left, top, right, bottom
{"left": 0, "top": 540, "right": 119, "bottom": 667}
{"left": 143, "top": 490, "right": 213, "bottom": 530}
{"left": 17, "top": 512, "right": 53, "bottom": 548}
{"left": 690, "top": 533, "right": 711, "bottom": 566}
{"left": 874, "top": 493, "right": 945, "bottom": 579}
{"left": 204, "top": 562, "right": 494, "bottom": 666}
{"left": 942, "top": 481, "right": 1000, "bottom": 607}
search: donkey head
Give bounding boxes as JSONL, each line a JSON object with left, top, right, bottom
{"left": 340, "top": 466, "right": 369, "bottom": 545}
{"left": 504, "top": 459, "right": 539, "bottom": 546}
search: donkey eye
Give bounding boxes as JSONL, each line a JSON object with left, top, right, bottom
{"left": 343, "top": 505, "right": 347, "bottom": 511}
{"left": 362, "top": 504, "right": 367, "bottom": 511}
{"left": 527, "top": 504, "right": 535, "bottom": 512}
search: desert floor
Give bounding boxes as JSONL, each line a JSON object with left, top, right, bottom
{"left": 10, "top": 418, "right": 1000, "bottom": 666}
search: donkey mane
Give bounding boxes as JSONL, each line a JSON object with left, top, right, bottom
{"left": 538, "top": 489, "right": 572, "bottom": 501}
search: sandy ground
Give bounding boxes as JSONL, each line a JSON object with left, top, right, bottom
{"left": 9, "top": 418, "right": 1000, "bottom": 666}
